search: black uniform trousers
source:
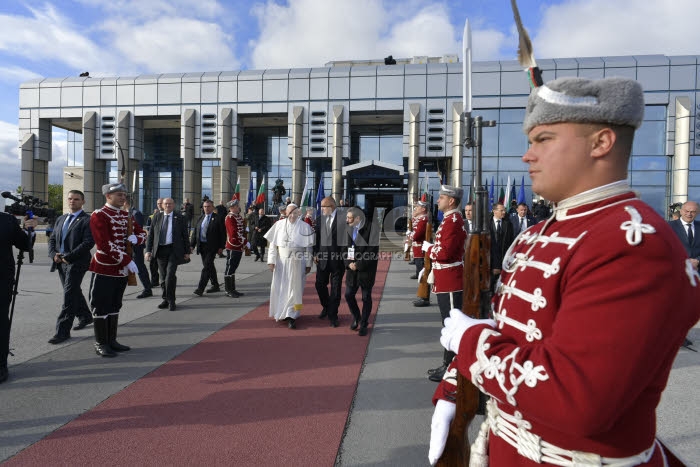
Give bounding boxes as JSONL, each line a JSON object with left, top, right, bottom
{"left": 414, "top": 256, "right": 425, "bottom": 277}
{"left": 198, "top": 242, "right": 220, "bottom": 289}
{"left": 156, "top": 245, "right": 179, "bottom": 303}
{"left": 315, "top": 268, "right": 344, "bottom": 321}
{"left": 436, "top": 290, "right": 463, "bottom": 366}
{"left": 88, "top": 274, "right": 128, "bottom": 318}
{"left": 224, "top": 250, "right": 242, "bottom": 276}
{"left": 54, "top": 263, "right": 92, "bottom": 338}
{"left": 132, "top": 244, "right": 151, "bottom": 292}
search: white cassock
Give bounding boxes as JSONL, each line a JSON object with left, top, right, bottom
{"left": 264, "top": 217, "right": 315, "bottom": 321}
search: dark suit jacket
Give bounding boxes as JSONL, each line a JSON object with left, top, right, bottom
{"left": 190, "top": 212, "right": 226, "bottom": 254}
{"left": 344, "top": 219, "right": 380, "bottom": 288}
{"left": 146, "top": 211, "right": 190, "bottom": 261}
{"left": 48, "top": 211, "right": 94, "bottom": 271}
{"left": 490, "top": 217, "right": 515, "bottom": 271}
{"left": 670, "top": 219, "right": 700, "bottom": 260}
{"left": 314, "top": 212, "right": 347, "bottom": 272}
{"left": 510, "top": 214, "right": 537, "bottom": 236}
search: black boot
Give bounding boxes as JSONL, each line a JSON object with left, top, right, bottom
{"left": 107, "top": 315, "right": 130, "bottom": 352}
{"left": 224, "top": 276, "right": 234, "bottom": 297}
{"left": 0, "top": 356, "right": 7, "bottom": 384}
{"left": 94, "top": 318, "right": 116, "bottom": 357}
{"left": 229, "top": 275, "right": 243, "bottom": 297}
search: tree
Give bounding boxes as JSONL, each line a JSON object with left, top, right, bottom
{"left": 48, "top": 184, "right": 63, "bottom": 212}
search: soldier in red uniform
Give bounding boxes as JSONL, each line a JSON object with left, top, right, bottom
{"left": 88, "top": 183, "right": 147, "bottom": 357}
{"left": 422, "top": 185, "right": 467, "bottom": 382}
{"left": 408, "top": 200, "right": 429, "bottom": 298}
{"left": 429, "top": 77, "right": 700, "bottom": 465}
{"left": 224, "top": 199, "right": 248, "bottom": 298}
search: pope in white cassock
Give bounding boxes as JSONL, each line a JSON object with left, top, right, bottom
{"left": 265, "top": 203, "right": 315, "bottom": 329}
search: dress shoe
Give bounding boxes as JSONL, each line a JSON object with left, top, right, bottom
{"left": 48, "top": 335, "right": 70, "bottom": 345}
{"left": 206, "top": 285, "right": 221, "bottom": 293}
{"left": 0, "top": 365, "right": 8, "bottom": 384}
{"left": 151, "top": 280, "right": 160, "bottom": 288}
{"left": 413, "top": 298, "right": 430, "bottom": 307}
{"left": 409, "top": 274, "right": 418, "bottom": 279}
{"left": 427, "top": 363, "right": 447, "bottom": 377}
{"left": 73, "top": 317, "right": 94, "bottom": 331}
{"left": 428, "top": 366, "right": 447, "bottom": 382}
{"left": 288, "top": 318, "right": 296, "bottom": 329}
{"left": 318, "top": 309, "right": 327, "bottom": 319}
{"left": 408, "top": 260, "right": 415, "bottom": 265}
{"left": 330, "top": 319, "right": 339, "bottom": 328}
{"left": 358, "top": 326, "right": 368, "bottom": 336}
{"left": 350, "top": 319, "right": 359, "bottom": 331}
{"left": 157, "top": 300, "right": 169, "bottom": 309}
{"left": 682, "top": 338, "right": 694, "bottom": 348}
{"left": 193, "top": 288, "right": 204, "bottom": 296}
{"left": 169, "top": 302, "right": 177, "bottom": 311}
{"left": 228, "top": 290, "right": 242, "bottom": 298}
{"left": 136, "top": 290, "right": 153, "bottom": 299}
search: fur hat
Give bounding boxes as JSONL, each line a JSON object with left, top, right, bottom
{"left": 102, "top": 183, "right": 127, "bottom": 195}
{"left": 439, "top": 185, "right": 464, "bottom": 200}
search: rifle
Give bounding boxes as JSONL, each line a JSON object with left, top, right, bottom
{"left": 116, "top": 136, "right": 137, "bottom": 286}
{"left": 436, "top": 18, "right": 496, "bottom": 466}
{"left": 416, "top": 217, "right": 433, "bottom": 300}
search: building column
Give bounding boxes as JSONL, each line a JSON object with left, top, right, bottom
{"left": 20, "top": 133, "right": 47, "bottom": 201}
{"left": 450, "top": 102, "right": 464, "bottom": 190}
{"left": 291, "top": 106, "right": 305, "bottom": 205}
{"left": 331, "top": 105, "right": 344, "bottom": 203}
{"left": 219, "top": 108, "right": 237, "bottom": 204}
{"left": 182, "top": 109, "right": 201, "bottom": 206}
{"left": 408, "top": 104, "right": 421, "bottom": 206}
{"left": 672, "top": 97, "right": 691, "bottom": 204}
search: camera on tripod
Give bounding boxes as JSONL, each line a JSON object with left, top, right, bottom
{"left": 2, "top": 192, "right": 56, "bottom": 221}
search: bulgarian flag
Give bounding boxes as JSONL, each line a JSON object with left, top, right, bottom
{"left": 420, "top": 170, "right": 429, "bottom": 202}
{"left": 233, "top": 175, "right": 241, "bottom": 201}
{"left": 300, "top": 177, "right": 311, "bottom": 208}
{"left": 254, "top": 175, "right": 266, "bottom": 206}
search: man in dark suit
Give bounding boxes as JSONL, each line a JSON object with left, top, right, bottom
{"left": 343, "top": 207, "right": 379, "bottom": 336}
{"left": 510, "top": 202, "right": 537, "bottom": 236}
{"left": 314, "top": 196, "right": 347, "bottom": 327}
{"left": 150, "top": 198, "right": 164, "bottom": 286}
{"left": 145, "top": 198, "right": 190, "bottom": 311}
{"left": 191, "top": 199, "right": 226, "bottom": 296}
{"left": 47, "top": 190, "right": 95, "bottom": 344}
{"left": 0, "top": 211, "right": 35, "bottom": 383}
{"left": 490, "top": 203, "right": 515, "bottom": 292}
{"left": 124, "top": 198, "right": 152, "bottom": 299}
{"left": 670, "top": 200, "right": 699, "bottom": 347}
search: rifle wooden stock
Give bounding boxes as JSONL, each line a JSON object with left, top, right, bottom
{"left": 126, "top": 212, "right": 137, "bottom": 286}
{"left": 416, "top": 220, "right": 433, "bottom": 299}
{"left": 436, "top": 231, "right": 491, "bottom": 466}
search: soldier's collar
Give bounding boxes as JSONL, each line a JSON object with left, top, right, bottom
{"left": 554, "top": 180, "right": 635, "bottom": 220}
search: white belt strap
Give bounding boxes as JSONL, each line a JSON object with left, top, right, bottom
{"left": 432, "top": 261, "right": 463, "bottom": 270}
{"left": 481, "top": 400, "right": 657, "bottom": 467}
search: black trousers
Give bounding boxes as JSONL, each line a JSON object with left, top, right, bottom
{"left": 132, "top": 244, "right": 151, "bottom": 292}
{"left": 198, "top": 243, "right": 219, "bottom": 289}
{"left": 55, "top": 263, "right": 92, "bottom": 337}
{"left": 0, "top": 283, "right": 10, "bottom": 365}
{"left": 156, "top": 245, "right": 179, "bottom": 303}
{"left": 415, "top": 257, "right": 424, "bottom": 276}
{"left": 253, "top": 239, "right": 266, "bottom": 259}
{"left": 344, "top": 278, "right": 373, "bottom": 326}
{"left": 149, "top": 256, "right": 159, "bottom": 285}
{"left": 315, "top": 267, "right": 344, "bottom": 321}
{"left": 224, "top": 250, "right": 242, "bottom": 276}
{"left": 436, "top": 291, "right": 463, "bottom": 366}
{"left": 88, "top": 274, "right": 128, "bottom": 318}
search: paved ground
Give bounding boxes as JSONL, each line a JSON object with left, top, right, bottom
{"left": 1, "top": 243, "right": 698, "bottom": 465}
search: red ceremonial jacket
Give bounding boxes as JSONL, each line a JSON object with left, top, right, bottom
{"left": 427, "top": 209, "right": 467, "bottom": 293}
{"left": 225, "top": 212, "right": 246, "bottom": 251}
{"left": 433, "top": 187, "right": 700, "bottom": 465}
{"left": 408, "top": 214, "right": 429, "bottom": 258}
{"left": 89, "top": 204, "right": 147, "bottom": 277}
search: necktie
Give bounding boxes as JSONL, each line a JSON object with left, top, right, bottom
{"left": 201, "top": 214, "right": 209, "bottom": 242}
{"left": 60, "top": 214, "right": 74, "bottom": 253}
{"left": 352, "top": 226, "right": 358, "bottom": 243}
{"left": 496, "top": 220, "right": 502, "bottom": 238}
{"left": 327, "top": 216, "right": 332, "bottom": 232}
{"left": 688, "top": 223, "right": 694, "bottom": 245}
{"left": 520, "top": 218, "right": 525, "bottom": 232}
{"left": 160, "top": 214, "right": 169, "bottom": 245}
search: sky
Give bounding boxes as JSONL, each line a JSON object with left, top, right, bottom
{"left": 0, "top": 0, "right": 698, "bottom": 193}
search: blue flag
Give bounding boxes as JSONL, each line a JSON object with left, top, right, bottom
{"left": 247, "top": 176, "right": 254, "bottom": 209}
{"left": 489, "top": 176, "right": 495, "bottom": 212}
{"left": 315, "top": 177, "right": 325, "bottom": 213}
{"left": 517, "top": 176, "right": 526, "bottom": 205}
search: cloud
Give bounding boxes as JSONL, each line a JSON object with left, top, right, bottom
{"left": 75, "top": 0, "right": 226, "bottom": 21}
{"left": 0, "top": 66, "right": 43, "bottom": 85}
{"left": 102, "top": 16, "right": 240, "bottom": 73}
{"left": 534, "top": 0, "right": 700, "bottom": 58}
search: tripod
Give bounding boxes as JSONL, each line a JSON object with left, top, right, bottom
{"left": 7, "top": 249, "right": 25, "bottom": 357}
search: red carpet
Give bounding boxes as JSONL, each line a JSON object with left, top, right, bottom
{"left": 5, "top": 260, "right": 389, "bottom": 466}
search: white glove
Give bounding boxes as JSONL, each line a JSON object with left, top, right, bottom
{"left": 403, "top": 243, "right": 409, "bottom": 253}
{"left": 127, "top": 234, "right": 138, "bottom": 244}
{"left": 126, "top": 261, "right": 139, "bottom": 274}
{"left": 428, "top": 399, "right": 456, "bottom": 465}
{"left": 246, "top": 242, "right": 251, "bottom": 250}
{"left": 422, "top": 241, "right": 433, "bottom": 252}
{"left": 245, "top": 227, "right": 249, "bottom": 232}
{"left": 440, "top": 309, "right": 496, "bottom": 355}
{"left": 418, "top": 268, "right": 425, "bottom": 282}
{"left": 406, "top": 230, "right": 411, "bottom": 236}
